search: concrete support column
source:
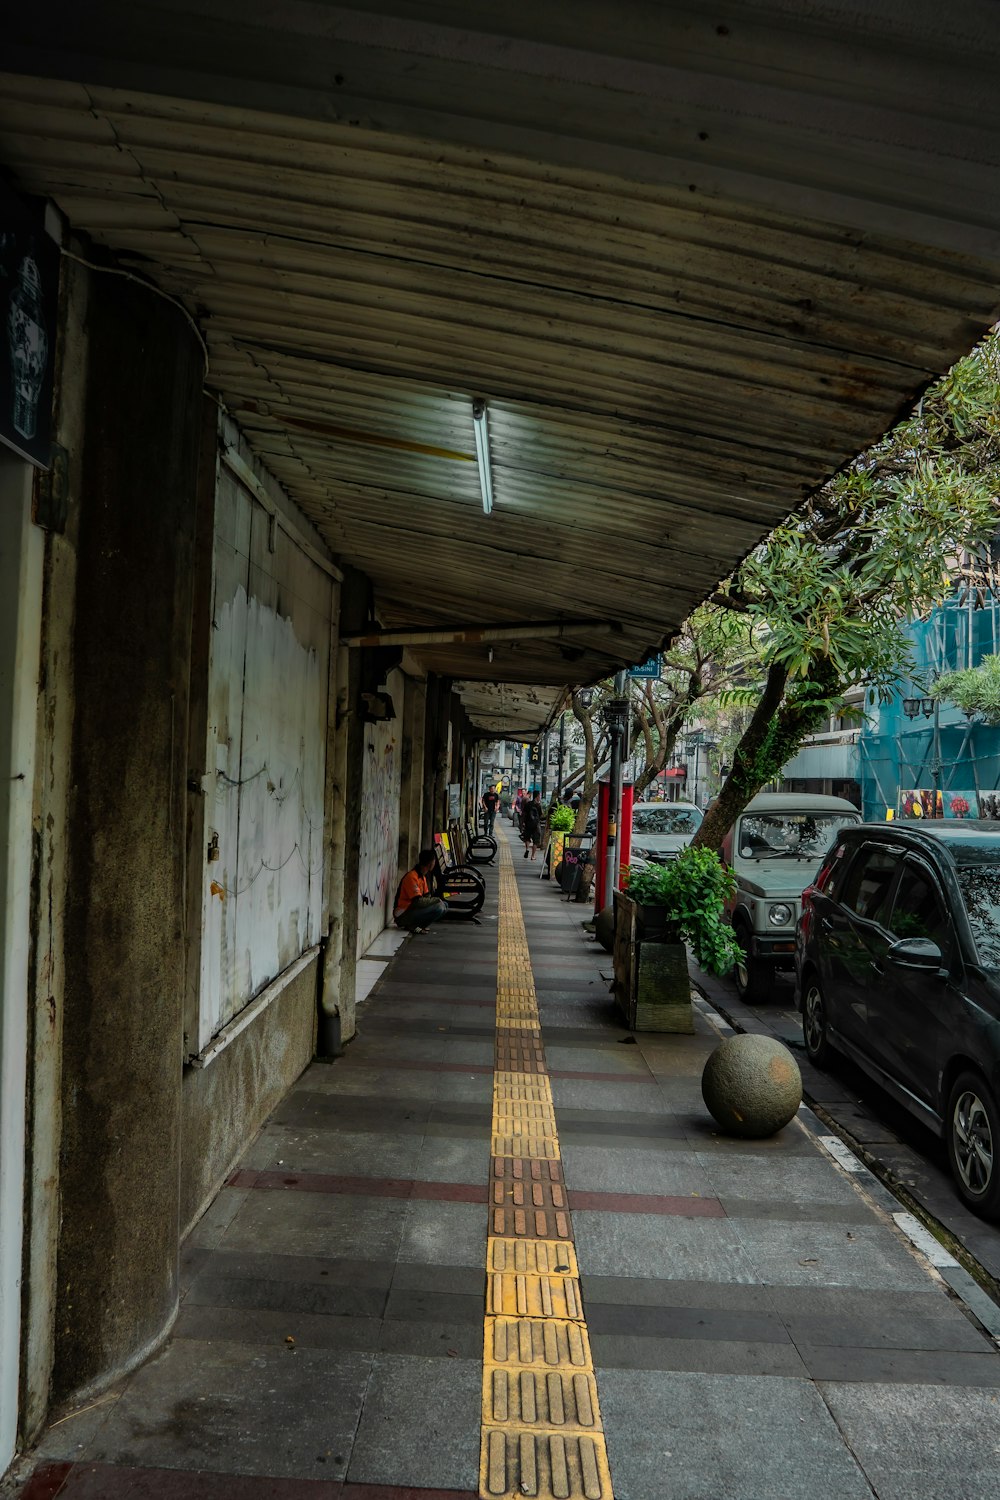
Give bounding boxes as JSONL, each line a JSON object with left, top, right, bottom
{"left": 54, "top": 276, "right": 202, "bottom": 1400}
{"left": 320, "top": 569, "right": 369, "bottom": 1047}
{"left": 396, "top": 674, "right": 427, "bottom": 875}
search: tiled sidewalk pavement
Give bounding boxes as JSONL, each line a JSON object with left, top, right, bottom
{"left": 13, "top": 828, "right": 1000, "bottom": 1500}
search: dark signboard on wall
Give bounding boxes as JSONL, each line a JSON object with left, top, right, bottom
{"left": 1, "top": 180, "right": 59, "bottom": 468}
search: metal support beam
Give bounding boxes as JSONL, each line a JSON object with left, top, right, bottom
{"left": 343, "top": 619, "right": 620, "bottom": 648}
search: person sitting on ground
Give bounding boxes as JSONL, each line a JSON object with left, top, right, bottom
{"left": 393, "top": 849, "right": 448, "bottom": 933}
{"left": 521, "top": 790, "right": 544, "bottom": 861}
{"left": 481, "top": 784, "right": 501, "bottom": 835}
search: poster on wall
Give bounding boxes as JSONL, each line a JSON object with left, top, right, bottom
{"left": 899, "top": 789, "right": 982, "bottom": 820}
{"left": 448, "top": 782, "right": 461, "bottom": 821}
{"left": 1, "top": 179, "right": 59, "bottom": 468}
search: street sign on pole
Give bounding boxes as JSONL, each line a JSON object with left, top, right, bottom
{"left": 627, "top": 654, "right": 662, "bottom": 680}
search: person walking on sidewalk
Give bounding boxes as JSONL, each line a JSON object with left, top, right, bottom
{"left": 481, "top": 784, "right": 501, "bottom": 835}
{"left": 521, "top": 790, "right": 544, "bottom": 860}
{"left": 393, "top": 849, "right": 448, "bottom": 933}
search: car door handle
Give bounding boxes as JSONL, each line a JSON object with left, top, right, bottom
{"left": 870, "top": 961, "right": 883, "bottom": 977}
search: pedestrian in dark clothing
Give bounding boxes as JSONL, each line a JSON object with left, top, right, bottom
{"left": 481, "top": 786, "right": 501, "bottom": 835}
{"left": 521, "top": 791, "right": 543, "bottom": 861}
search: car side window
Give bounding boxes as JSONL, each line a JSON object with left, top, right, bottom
{"left": 839, "top": 845, "right": 899, "bottom": 924}
{"left": 819, "top": 842, "right": 854, "bottom": 901}
{"left": 889, "top": 862, "right": 950, "bottom": 951}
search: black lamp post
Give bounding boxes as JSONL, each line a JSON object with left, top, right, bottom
{"left": 901, "top": 694, "right": 942, "bottom": 815}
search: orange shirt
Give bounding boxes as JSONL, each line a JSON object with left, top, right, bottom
{"left": 395, "top": 869, "right": 429, "bottom": 914}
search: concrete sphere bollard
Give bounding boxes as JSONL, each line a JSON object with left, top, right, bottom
{"left": 701, "top": 1033, "right": 802, "bottom": 1138}
{"left": 594, "top": 905, "right": 615, "bottom": 953}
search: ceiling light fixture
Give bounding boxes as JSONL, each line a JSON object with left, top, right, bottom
{"left": 472, "top": 398, "right": 494, "bottom": 515}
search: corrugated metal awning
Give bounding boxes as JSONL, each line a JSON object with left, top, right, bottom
{"left": 3, "top": 6, "right": 1000, "bottom": 734}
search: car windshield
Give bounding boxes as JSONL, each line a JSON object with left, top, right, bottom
{"left": 633, "top": 806, "right": 703, "bottom": 835}
{"left": 736, "top": 812, "right": 858, "bottom": 861}
{"left": 956, "top": 865, "right": 1000, "bottom": 973}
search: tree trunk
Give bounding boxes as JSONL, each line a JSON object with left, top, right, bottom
{"left": 692, "top": 660, "right": 837, "bottom": 853}
{"left": 691, "top": 663, "right": 788, "bottom": 853}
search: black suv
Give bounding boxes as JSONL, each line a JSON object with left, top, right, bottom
{"left": 796, "top": 821, "right": 1000, "bottom": 1220}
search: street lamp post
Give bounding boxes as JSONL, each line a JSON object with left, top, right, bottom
{"left": 602, "top": 674, "right": 630, "bottom": 910}
{"left": 683, "top": 731, "right": 703, "bottom": 807}
{"left": 902, "top": 695, "right": 942, "bottom": 816}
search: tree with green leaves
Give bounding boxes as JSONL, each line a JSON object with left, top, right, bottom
{"left": 688, "top": 331, "right": 1000, "bottom": 852}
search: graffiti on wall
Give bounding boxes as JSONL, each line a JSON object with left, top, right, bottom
{"left": 357, "top": 711, "right": 401, "bottom": 954}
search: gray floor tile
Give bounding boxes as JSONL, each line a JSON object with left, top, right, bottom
{"left": 185, "top": 1186, "right": 252, "bottom": 1250}
{"left": 415, "top": 1135, "right": 489, "bottom": 1184}
{"left": 582, "top": 1275, "right": 777, "bottom": 1312}
{"left": 560, "top": 1143, "right": 714, "bottom": 1197}
{"left": 173, "top": 1303, "right": 382, "bottom": 1351}
{"left": 220, "top": 1190, "right": 408, "bottom": 1260}
{"left": 347, "top": 1353, "right": 481, "bottom": 1491}
{"left": 574, "top": 1211, "right": 760, "bottom": 1282}
{"left": 696, "top": 1151, "right": 865, "bottom": 1206}
{"left": 309, "top": 1069, "right": 493, "bottom": 1103}
{"left": 551, "top": 1078, "right": 668, "bottom": 1112}
{"left": 821, "top": 1381, "right": 1000, "bottom": 1500}
{"left": 593, "top": 1334, "right": 809, "bottom": 1378}
{"left": 801, "top": 1343, "right": 1000, "bottom": 1386}
{"left": 597, "top": 1369, "right": 873, "bottom": 1500}
{"left": 241, "top": 1125, "right": 424, "bottom": 1178}
{"left": 729, "top": 1217, "right": 934, "bottom": 1291}
{"left": 399, "top": 1199, "right": 487, "bottom": 1266}
{"left": 81, "top": 1340, "right": 373, "bottom": 1479}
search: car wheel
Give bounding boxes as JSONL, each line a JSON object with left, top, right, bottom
{"left": 946, "top": 1071, "right": 1000, "bottom": 1221}
{"left": 733, "top": 928, "right": 770, "bottom": 1002}
{"left": 801, "top": 975, "right": 833, "bottom": 1068}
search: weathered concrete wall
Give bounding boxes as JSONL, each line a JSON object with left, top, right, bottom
{"left": 20, "top": 253, "right": 88, "bottom": 1443}
{"left": 54, "top": 272, "right": 203, "bottom": 1400}
{"left": 179, "top": 958, "right": 317, "bottom": 1234}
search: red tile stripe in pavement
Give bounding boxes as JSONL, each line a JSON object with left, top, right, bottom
{"left": 226, "top": 1168, "right": 724, "bottom": 1217}
{"left": 227, "top": 1169, "right": 488, "bottom": 1202}
{"left": 18, "top": 1462, "right": 477, "bottom": 1498}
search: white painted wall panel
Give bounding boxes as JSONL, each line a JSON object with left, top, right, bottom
{"left": 198, "top": 454, "right": 332, "bottom": 1054}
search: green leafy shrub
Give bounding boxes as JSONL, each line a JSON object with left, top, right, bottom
{"left": 625, "top": 847, "right": 741, "bottom": 977}
{"left": 933, "top": 655, "right": 1000, "bottom": 723}
{"left": 549, "top": 805, "right": 575, "bottom": 831}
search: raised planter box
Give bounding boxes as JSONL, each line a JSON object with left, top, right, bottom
{"left": 613, "top": 890, "right": 694, "bottom": 1033}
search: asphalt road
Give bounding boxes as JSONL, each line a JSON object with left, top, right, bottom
{"left": 690, "top": 961, "right": 1000, "bottom": 1300}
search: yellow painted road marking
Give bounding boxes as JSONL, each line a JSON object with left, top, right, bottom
{"left": 481, "top": 833, "right": 615, "bottom": 1500}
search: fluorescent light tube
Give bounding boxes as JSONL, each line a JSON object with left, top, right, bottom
{"left": 472, "top": 398, "right": 494, "bottom": 515}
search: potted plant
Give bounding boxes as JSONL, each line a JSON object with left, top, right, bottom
{"left": 548, "top": 802, "right": 575, "bottom": 875}
{"left": 624, "top": 847, "right": 741, "bottom": 976}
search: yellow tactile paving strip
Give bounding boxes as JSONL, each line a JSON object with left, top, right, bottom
{"left": 480, "top": 835, "right": 615, "bottom": 1500}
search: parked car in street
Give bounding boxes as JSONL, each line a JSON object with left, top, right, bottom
{"left": 795, "top": 821, "right": 1000, "bottom": 1220}
{"left": 629, "top": 800, "right": 702, "bottom": 865}
{"left": 722, "top": 793, "right": 862, "bottom": 1002}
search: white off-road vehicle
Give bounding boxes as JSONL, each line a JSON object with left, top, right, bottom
{"left": 722, "top": 792, "right": 862, "bottom": 1002}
